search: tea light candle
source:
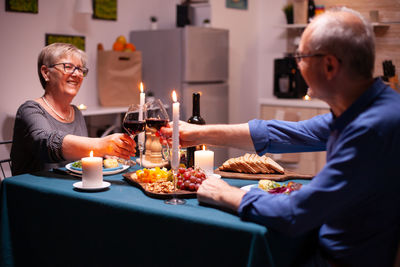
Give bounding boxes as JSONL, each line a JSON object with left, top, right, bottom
{"left": 77, "top": 104, "right": 87, "bottom": 110}
{"left": 81, "top": 151, "right": 103, "bottom": 188}
{"left": 195, "top": 146, "right": 214, "bottom": 175}
{"left": 171, "top": 90, "right": 180, "bottom": 170}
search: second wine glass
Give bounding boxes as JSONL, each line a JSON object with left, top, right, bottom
{"left": 144, "top": 99, "right": 170, "bottom": 159}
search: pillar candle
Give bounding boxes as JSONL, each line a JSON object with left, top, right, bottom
{"left": 81, "top": 151, "right": 103, "bottom": 188}
{"left": 195, "top": 146, "right": 214, "bottom": 175}
{"left": 171, "top": 90, "right": 180, "bottom": 170}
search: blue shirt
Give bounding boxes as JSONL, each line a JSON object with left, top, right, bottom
{"left": 239, "top": 78, "right": 400, "bottom": 266}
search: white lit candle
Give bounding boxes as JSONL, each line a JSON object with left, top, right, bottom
{"left": 195, "top": 145, "right": 214, "bottom": 175}
{"left": 171, "top": 90, "right": 180, "bottom": 170}
{"left": 81, "top": 151, "right": 103, "bottom": 188}
{"left": 138, "top": 82, "right": 145, "bottom": 147}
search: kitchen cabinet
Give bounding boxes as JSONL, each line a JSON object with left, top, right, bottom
{"left": 260, "top": 101, "right": 329, "bottom": 175}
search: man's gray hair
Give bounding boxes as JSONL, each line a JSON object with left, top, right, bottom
{"left": 306, "top": 7, "right": 375, "bottom": 78}
{"left": 37, "top": 43, "right": 87, "bottom": 89}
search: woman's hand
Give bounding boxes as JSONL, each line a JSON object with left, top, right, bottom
{"left": 99, "top": 133, "right": 136, "bottom": 159}
{"left": 197, "top": 177, "right": 246, "bottom": 212}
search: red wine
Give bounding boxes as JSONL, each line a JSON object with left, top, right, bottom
{"left": 187, "top": 93, "right": 205, "bottom": 168}
{"left": 146, "top": 118, "right": 168, "bottom": 130}
{"left": 123, "top": 121, "right": 145, "bottom": 135}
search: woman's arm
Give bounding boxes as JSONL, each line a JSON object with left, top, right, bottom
{"left": 62, "top": 133, "right": 136, "bottom": 161}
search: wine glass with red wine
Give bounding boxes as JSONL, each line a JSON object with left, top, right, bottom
{"left": 144, "top": 99, "right": 170, "bottom": 159}
{"left": 122, "top": 104, "right": 146, "bottom": 166}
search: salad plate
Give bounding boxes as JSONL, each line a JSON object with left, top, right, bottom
{"left": 66, "top": 162, "right": 130, "bottom": 176}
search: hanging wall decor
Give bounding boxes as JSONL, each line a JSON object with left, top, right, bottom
{"left": 45, "top": 34, "right": 86, "bottom": 51}
{"left": 6, "top": 0, "right": 38, "bottom": 13}
{"left": 93, "top": 0, "right": 117, "bottom": 21}
{"left": 226, "top": 0, "right": 247, "bottom": 10}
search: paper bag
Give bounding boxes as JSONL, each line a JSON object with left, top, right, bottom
{"left": 97, "top": 50, "right": 142, "bottom": 107}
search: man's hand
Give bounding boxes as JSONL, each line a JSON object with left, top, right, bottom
{"left": 197, "top": 177, "right": 246, "bottom": 212}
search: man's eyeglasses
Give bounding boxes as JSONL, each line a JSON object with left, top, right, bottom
{"left": 49, "top": 62, "right": 89, "bottom": 77}
{"left": 293, "top": 52, "right": 326, "bottom": 63}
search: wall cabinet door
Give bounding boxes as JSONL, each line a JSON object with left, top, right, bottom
{"left": 260, "top": 105, "right": 329, "bottom": 175}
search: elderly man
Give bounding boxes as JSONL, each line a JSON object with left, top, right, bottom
{"left": 161, "top": 7, "right": 400, "bottom": 266}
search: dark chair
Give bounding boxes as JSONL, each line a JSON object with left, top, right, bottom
{"left": 0, "top": 140, "right": 12, "bottom": 180}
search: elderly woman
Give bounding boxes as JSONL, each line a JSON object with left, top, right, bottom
{"left": 11, "top": 43, "right": 135, "bottom": 175}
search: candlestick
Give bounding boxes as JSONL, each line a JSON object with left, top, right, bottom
{"left": 81, "top": 151, "right": 103, "bottom": 188}
{"left": 138, "top": 82, "right": 145, "bottom": 165}
{"left": 165, "top": 90, "right": 185, "bottom": 205}
{"left": 195, "top": 146, "right": 214, "bottom": 175}
{"left": 171, "top": 90, "right": 180, "bottom": 170}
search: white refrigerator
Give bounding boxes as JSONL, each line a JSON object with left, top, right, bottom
{"left": 130, "top": 26, "right": 229, "bottom": 167}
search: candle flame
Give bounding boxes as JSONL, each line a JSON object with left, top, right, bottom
{"left": 140, "top": 82, "right": 144, "bottom": 93}
{"left": 89, "top": 151, "right": 93, "bottom": 157}
{"left": 202, "top": 145, "right": 206, "bottom": 151}
{"left": 303, "top": 94, "right": 311, "bottom": 100}
{"left": 172, "top": 90, "right": 177, "bottom": 102}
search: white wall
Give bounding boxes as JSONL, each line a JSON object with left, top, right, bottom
{"left": 210, "top": 0, "right": 286, "bottom": 157}
{"left": 0, "top": 0, "right": 287, "bottom": 164}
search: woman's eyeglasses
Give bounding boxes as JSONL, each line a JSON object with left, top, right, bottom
{"left": 49, "top": 62, "right": 89, "bottom": 77}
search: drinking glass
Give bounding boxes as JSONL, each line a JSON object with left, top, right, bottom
{"left": 122, "top": 104, "right": 146, "bottom": 166}
{"left": 144, "top": 99, "right": 170, "bottom": 160}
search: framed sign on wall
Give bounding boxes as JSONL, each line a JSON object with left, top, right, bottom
{"left": 6, "top": 0, "right": 38, "bottom": 13}
{"left": 45, "top": 34, "right": 86, "bottom": 51}
{"left": 93, "top": 0, "right": 117, "bottom": 21}
{"left": 226, "top": 0, "right": 247, "bottom": 10}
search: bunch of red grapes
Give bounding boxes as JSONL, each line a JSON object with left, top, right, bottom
{"left": 176, "top": 167, "right": 207, "bottom": 191}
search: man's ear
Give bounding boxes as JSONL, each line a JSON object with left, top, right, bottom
{"left": 323, "top": 55, "right": 340, "bottom": 80}
{"left": 41, "top": 65, "right": 50, "bottom": 81}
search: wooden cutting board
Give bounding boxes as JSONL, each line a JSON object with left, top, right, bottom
{"left": 123, "top": 172, "right": 197, "bottom": 199}
{"left": 214, "top": 169, "right": 313, "bottom": 181}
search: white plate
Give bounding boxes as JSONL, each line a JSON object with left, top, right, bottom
{"left": 208, "top": 174, "right": 221, "bottom": 179}
{"left": 241, "top": 184, "right": 257, "bottom": 192}
{"left": 73, "top": 181, "right": 110, "bottom": 191}
{"left": 66, "top": 163, "right": 129, "bottom": 176}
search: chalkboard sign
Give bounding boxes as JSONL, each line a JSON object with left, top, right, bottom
{"left": 45, "top": 34, "right": 86, "bottom": 51}
{"left": 93, "top": 0, "right": 117, "bottom": 21}
{"left": 6, "top": 0, "right": 38, "bottom": 13}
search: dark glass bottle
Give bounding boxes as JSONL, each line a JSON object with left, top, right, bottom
{"left": 186, "top": 93, "right": 205, "bottom": 168}
{"left": 308, "top": 0, "right": 316, "bottom": 22}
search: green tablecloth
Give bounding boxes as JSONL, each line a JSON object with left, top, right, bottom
{"left": 0, "top": 165, "right": 311, "bottom": 267}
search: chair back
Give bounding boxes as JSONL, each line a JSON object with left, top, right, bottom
{"left": 0, "top": 140, "right": 12, "bottom": 180}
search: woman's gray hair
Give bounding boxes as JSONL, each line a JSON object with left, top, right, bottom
{"left": 306, "top": 7, "right": 375, "bottom": 78}
{"left": 37, "top": 43, "right": 87, "bottom": 89}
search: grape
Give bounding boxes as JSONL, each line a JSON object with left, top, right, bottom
{"left": 196, "top": 178, "right": 202, "bottom": 184}
{"left": 178, "top": 167, "right": 186, "bottom": 174}
{"left": 177, "top": 179, "right": 183, "bottom": 187}
{"left": 195, "top": 184, "right": 200, "bottom": 191}
{"left": 183, "top": 172, "right": 191, "bottom": 180}
{"left": 190, "top": 176, "right": 197, "bottom": 183}
{"left": 189, "top": 183, "right": 195, "bottom": 191}
{"left": 184, "top": 180, "right": 191, "bottom": 188}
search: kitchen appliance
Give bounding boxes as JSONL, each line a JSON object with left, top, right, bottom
{"left": 129, "top": 26, "right": 229, "bottom": 167}
{"left": 274, "top": 56, "right": 308, "bottom": 98}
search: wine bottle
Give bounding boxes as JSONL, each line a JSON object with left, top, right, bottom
{"left": 186, "top": 93, "right": 205, "bottom": 168}
{"left": 308, "top": 0, "right": 316, "bottom": 22}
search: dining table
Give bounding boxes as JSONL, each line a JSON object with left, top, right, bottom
{"left": 0, "top": 163, "right": 313, "bottom": 267}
